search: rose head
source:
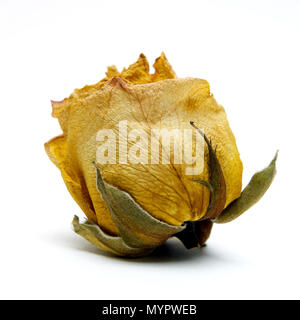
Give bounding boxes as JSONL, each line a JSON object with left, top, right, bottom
{"left": 45, "top": 53, "right": 277, "bottom": 257}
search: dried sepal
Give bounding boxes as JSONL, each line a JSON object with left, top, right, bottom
{"left": 215, "top": 151, "right": 278, "bottom": 224}
{"left": 72, "top": 216, "right": 154, "bottom": 257}
{"left": 190, "top": 121, "right": 227, "bottom": 220}
{"left": 175, "top": 123, "right": 226, "bottom": 248}
{"left": 92, "top": 162, "right": 186, "bottom": 249}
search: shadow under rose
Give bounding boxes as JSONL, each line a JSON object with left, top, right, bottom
{"left": 44, "top": 230, "right": 235, "bottom": 265}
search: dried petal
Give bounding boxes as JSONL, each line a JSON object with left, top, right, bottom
{"left": 45, "top": 135, "right": 98, "bottom": 224}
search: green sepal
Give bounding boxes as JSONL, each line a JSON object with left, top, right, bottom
{"left": 174, "top": 122, "right": 227, "bottom": 249}
{"left": 190, "top": 121, "right": 226, "bottom": 220}
{"left": 193, "top": 180, "right": 214, "bottom": 194}
{"left": 92, "top": 162, "right": 185, "bottom": 249}
{"left": 72, "top": 216, "right": 154, "bottom": 257}
{"left": 215, "top": 151, "right": 278, "bottom": 224}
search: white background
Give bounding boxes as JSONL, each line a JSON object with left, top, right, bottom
{"left": 0, "top": 0, "right": 299, "bottom": 299}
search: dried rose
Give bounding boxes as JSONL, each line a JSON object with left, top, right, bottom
{"left": 45, "top": 53, "right": 277, "bottom": 257}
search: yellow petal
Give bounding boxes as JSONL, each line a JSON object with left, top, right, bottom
{"left": 45, "top": 135, "right": 118, "bottom": 233}
{"left": 44, "top": 135, "right": 66, "bottom": 168}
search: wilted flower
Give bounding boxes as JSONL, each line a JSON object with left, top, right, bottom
{"left": 45, "top": 53, "right": 277, "bottom": 257}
